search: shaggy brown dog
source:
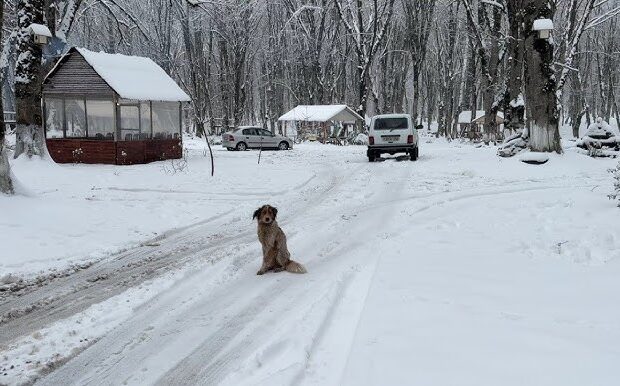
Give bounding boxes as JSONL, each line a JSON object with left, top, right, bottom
{"left": 253, "top": 205, "right": 307, "bottom": 275}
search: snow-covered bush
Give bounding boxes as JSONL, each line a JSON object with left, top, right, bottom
{"left": 610, "top": 162, "right": 620, "bottom": 207}
{"left": 576, "top": 118, "right": 619, "bottom": 156}
{"left": 208, "top": 135, "right": 222, "bottom": 145}
{"left": 585, "top": 118, "right": 616, "bottom": 139}
{"left": 352, "top": 133, "right": 369, "bottom": 145}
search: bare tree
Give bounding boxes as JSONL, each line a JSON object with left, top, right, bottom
{"left": 523, "top": 0, "right": 561, "bottom": 153}
{"left": 0, "top": 0, "right": 13, "bottom": 194}
{"left": 402, "top": 0, "right": 435, "bottom": 125}
{"left": 503, "top": 0, "right": 526, "bottom": 136}
{"left": 2, "top": 0, "right": 619, "bottom": 151}
{"left": 13, "top": 0, "right": 46, "bottom": 159}
{"left": 333, "top": 0, "right": 396, "bottom": 118}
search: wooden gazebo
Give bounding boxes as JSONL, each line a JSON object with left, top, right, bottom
{"left": 43, "top": 47, "right": 191, "bottom": 165}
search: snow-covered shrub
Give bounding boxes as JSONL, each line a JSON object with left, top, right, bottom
{"left": 208, "top": 135, "right": 222, "bottom": 145}
{"left": 610, "top": 162, "right": 620, "bottom": 207}
{"left": 576, "top": 117, "right": 619, "bottom": 156}
{"left": 353, "top": 133, "right": 369, "bottom": 145}
{"left": 585, "top": 118, "right": 615, "bottom": 139}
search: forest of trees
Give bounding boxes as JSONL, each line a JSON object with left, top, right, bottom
{"left": 0, "top": 0, "right": 619, "bottom": 193}
{"left": 1, "top": 0, "right": 618, "bottom": 133}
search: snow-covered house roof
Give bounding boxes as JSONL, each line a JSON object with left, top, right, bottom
{"left": 278, "top": 105, "right": 363, "bottom": 122}
{"left": 28, "top": 23, "right": 52, "bottom": 37}
{"left": 458, "top": 110, "right": 504, "bottom": 124}
{"left": 45, "top": 47, "right": 190, "bottom": 102}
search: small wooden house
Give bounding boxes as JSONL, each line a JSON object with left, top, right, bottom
{"left": 458, "top": 110, "right": 504, "bottom": 137}
{"left": 278, "top": 105, "right": 363, "bottom": 143}
{"left": 43, "top": 47, "right": 191, "bottom": 165}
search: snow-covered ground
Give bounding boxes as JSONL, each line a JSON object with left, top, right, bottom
{"left": 1, "top": 137, "right": 619, "bottom": 385}
{"left": 1, "top": 138, "right": 314, "bottom": 278}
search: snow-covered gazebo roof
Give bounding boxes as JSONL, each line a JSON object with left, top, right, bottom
{"left": 278, "top": 105, "right": 363, "bottom": 122}
{"left": 45, "top": 47, "right": 190, "bottom": 102}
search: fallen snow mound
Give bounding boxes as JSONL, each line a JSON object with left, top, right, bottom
{"left": 519, "top": 152, "right": 549, "bottom": 165}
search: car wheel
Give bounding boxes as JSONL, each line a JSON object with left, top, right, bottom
{"left": 278, "top": 141, "right": 289, "bottom": 151}
{"left": 236, "top": 142, "right": 247, "bottom": 151}
{"left": 368, "top": 152, "right": 376, "bottom": 162}
{"left": 410, "top": 147, "right": 418, "bottom": 161}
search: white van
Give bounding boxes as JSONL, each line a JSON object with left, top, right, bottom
{"left": 367, "top": 114, "right": 419, "bottom": 162}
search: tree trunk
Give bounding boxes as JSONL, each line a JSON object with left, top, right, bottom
{"left": 523, "top": 0, "right": 562, "bottom": 153}
{"left": 411, "top": 64, "right": 421, "bottom": 124}
{"left": 482, "top": 4, "right": 502, "bottom": 144}
{"left": 14, "top": 0, "right": 46, "bottom": 159}
{"left": 358, "top": 65, "right": 369, "bottom": 119}
{"left": 0, "top": 0, "right": 13, "bottom": 194}
{"left": 504, "top": 0, "right": 526, "bottom": 137}
{"left": 218, "top": 39, "right": 230, "bottom": 133}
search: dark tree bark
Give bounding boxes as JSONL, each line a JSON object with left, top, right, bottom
{"left": 503, "top": 0, "right": 526, "bottom": 136}
{"left": 403, "top": 0, "right": 435, "bottom": 125}
{"left": 180, "top": 3, "right": 208, "bottom": 137}
{"left": 0, "top": 0, "right": 14, "bottom": 194}
{"left": 523, "top": 0, "right": 562, "bottom": 153}
{"left": 14, "top": 0, "right": 46, "bottom": 159}
{"left": 481, "top": 1, "right": 502, "bottom": 144}
{"left": 435, "top": 3, "right": 459, "bottom": 138}
{"left": 218, "top": 38, "right": 231, "bottom": 134}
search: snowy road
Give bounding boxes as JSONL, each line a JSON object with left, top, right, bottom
{"left": 2, "top": 141, "right": 619, "bottom": 385}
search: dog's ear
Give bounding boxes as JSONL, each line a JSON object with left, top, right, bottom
{"left": 253, "top": 207, "right": 262, "bottom": 220}
{"left": 272, "top": 207, "right": 278, "bottom": 218}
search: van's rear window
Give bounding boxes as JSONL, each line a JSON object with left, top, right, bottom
{"left": 374, "top": 118, "right": 408, "bottom": 130}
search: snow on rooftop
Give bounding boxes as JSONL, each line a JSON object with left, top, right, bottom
{"left": 533, "top": 18, "right": 554, "bottom": 31}
{"left": 76, "top": 48, "right": 191, "bottom": 102}
{"left": 278, "top": 105, "right": 362, "bottom": 122}
{"left": 28, "top": 23, "right": 52, "bottom": 37}
{"left": 458, "top": 110, "right": 504, "bottom": 124}
{"left": 459, "top": 111, "right": 485, "bottom": 124}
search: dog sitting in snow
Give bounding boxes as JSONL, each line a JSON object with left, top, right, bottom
{"left": 253, "top": 205, "right": 307, "bottom": 275}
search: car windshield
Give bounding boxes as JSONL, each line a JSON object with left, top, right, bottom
{"left": 374, "top": 117, "right": 408, "bottom": 130}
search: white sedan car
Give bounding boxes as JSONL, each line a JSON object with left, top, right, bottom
{"left": 222, "top": 126, "right": 293, "bottom": 151}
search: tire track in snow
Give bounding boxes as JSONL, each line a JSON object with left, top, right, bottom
{"left": 30, "top": 164, "right": 368, "bottom": 384}
{"left": 31, "top": 161, "right": 388, "bottom": 385}
{"left": 0, "top": 165, "right": 350, "bottom": 351}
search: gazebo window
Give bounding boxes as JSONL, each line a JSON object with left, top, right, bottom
{"left": 140, "top": 102, "right": 152, "bottom": 138}
{"left": 45, "top": 98, "right": 64, "bottom": 138}
{"left": 65, "top": 99, "right": 86, "bottom": 138}
{"left": 152, "top": 102, "right": 180, "bottom": 139}
{"left": 120, "top": 105, "right": 140, "bottom": 141}
{"left": 86, "top": 100, "right": 115, "bottom": 140}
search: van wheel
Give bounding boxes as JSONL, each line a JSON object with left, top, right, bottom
{"left": 410, "top": 147, "right": 418, "bottom": 161}
{"left": 368, "top": 153, "right": 376, "bottom": 162}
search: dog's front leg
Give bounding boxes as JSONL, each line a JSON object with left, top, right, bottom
{"left": 257, "top": 245, "right": 277, "bottom": 275}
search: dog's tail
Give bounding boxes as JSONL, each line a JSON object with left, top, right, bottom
{"left": 286, "top": 260, "right": 307, "bottom": 274}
